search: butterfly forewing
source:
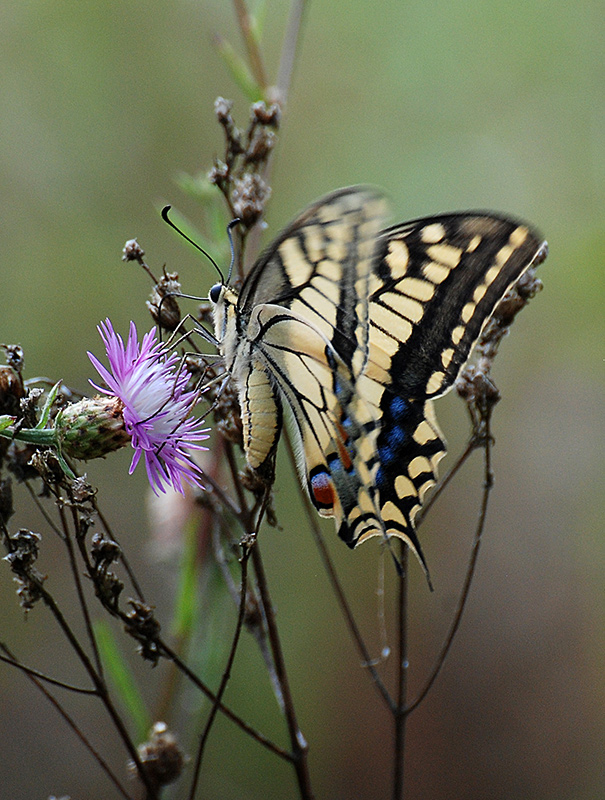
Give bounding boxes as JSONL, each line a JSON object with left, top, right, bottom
{"left": 369, "top": 214, "right": 544, "bottom": 399}
{"left": 212, "top": 187, "right": 546, "bottom": 573}
{"left": 238, "top": 187, "right": 388, "bottom": 370}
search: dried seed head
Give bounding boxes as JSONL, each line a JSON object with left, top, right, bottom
{"left": 1, "top": 345, "right": 24, "bottom": 373}
{"left": 232, "top": 174, "right": 270, "bottom": 228}
{"left": 14, "top": 575, "right": 45, "bottom": 611}
{"left": 147, "top": 271, "right": 182, "bottom": 331}
{"left": 4, "top": 529, "right": 46, "bottom": 610}
{"left": 91, "top": 532, "right": 122, "bottom": 569}
{"left": 122, "top": 239, "right": 145, "bottom": 262}
{"left": 130, "top": 722, "right": 185, "bottom": 788}
{"left": 246, "top": 127, "right": 275, "bottom": 164}
{"left": 96, "top": 569, "right": 124, "bottom": 610}
{"left": 214, "top": 96, "right": 234, "bottom": 123}
{"left": 6, "top": 442, "right": 41, "bottom": 483}
{"left": 20, "top": 388, "right": 44, "bottom": 429}
{"left": 30, "top": 449, "right": 67, "bottom": 486}
{"left": 4, "top": 528, "right": 41, "bottom": 572}
{"left": 251, "top": 100, "right": 281, "bottom": 128}
{"left": 71, "top": 476, "right": 96, "bottom": 504}
{"left": 125, "top": 600, "right": 162, "bottom": 664}
{"left": 208, "top": 159, "right": 229, "bottom": 189}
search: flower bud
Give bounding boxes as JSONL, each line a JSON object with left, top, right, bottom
{"left": 55, "top": 397, "right": 131, "bottom": 460}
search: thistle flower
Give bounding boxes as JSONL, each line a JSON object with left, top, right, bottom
{"left": 87, "top": 319, "right": 208, "bottom": 495}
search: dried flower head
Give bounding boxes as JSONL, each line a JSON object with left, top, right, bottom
{"left": 122, "top": 238, "right": 145, "bottom": 262}
{"left": 146, "top": 270, "right": 182, "bottom": 332}
{"left": 130, "top": 722, "right": 185, "bottom": 788}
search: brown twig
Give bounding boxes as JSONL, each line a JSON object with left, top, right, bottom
{"left": 187, "top": 535, "right": 254, "bottom": 799}
{"left": 250, "top": 540, "right": 314, "bottom": 798}
{"left": 407, "top": 416, "right": 494, "bottom": 713}
{"left": 233, "top": 0, "right": 268, "bottom": 91}
{"left": 159, "top": 637, "right": 293, "bottom": 762}
{"left": 0, "top": 644, "right": 132, "bottom": 799}
{"left": 283, "top": 428, "right": 395, "bottom": 712}
{"left": 275, "top": 0, "right": 308, "bottom": 102}
{"left": 392, "top": 543, "right": 409, "bottom": 800}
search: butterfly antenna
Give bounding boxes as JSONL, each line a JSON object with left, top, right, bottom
{"left": 225, "top": 218, "right": 241, "bottom": 285}
{"left": 161, "top": 205, "right": 225, "bottom": 284}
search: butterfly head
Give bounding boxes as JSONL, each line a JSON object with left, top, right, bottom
{"left": 209, "top": 282, "right": 223, "bottom": 304}
{"left": 209, "top": 280, "right": 240, "bottom": 361}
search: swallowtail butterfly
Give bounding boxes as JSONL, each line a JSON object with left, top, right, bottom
{"left": 209, "top": 187, "right": 546, "bottom": 572}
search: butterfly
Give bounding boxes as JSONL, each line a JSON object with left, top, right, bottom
{"left": 209, "top": 187, "right": 547, "bottom": 574}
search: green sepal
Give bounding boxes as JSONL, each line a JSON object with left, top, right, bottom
{"left": 36, "top": 381, "right": 63, "bottom": 429}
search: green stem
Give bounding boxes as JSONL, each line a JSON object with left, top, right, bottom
{"left": 0, "top": 426, "right": 57, "bottom": 445}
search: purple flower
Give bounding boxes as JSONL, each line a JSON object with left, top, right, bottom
{"left": 88, "top": 319, "right": 208, "bottom": 495}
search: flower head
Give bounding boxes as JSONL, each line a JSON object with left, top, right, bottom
{"left": 88, "top": 319, "right": 208, "bottom": 495}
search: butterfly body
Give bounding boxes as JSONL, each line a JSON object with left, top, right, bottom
{"left": 210, "top": 187, "right": 546, "bottom": 571}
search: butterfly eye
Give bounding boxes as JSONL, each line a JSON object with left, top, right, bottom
{"left": 209, "top": 283, "right": 223, "bottom": 304}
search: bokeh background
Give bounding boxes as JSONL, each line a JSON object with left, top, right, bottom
{"left": 1, "top": 1, "right": 603, "bottom": 798}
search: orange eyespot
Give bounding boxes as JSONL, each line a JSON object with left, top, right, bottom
{"left": 310, "top": 470, "right": 335, "bottom": 510}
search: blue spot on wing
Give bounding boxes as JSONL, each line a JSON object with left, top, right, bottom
{"left": 376, "top": 466, "right": 388, "bottom": 491}
{"left": 386, "top": 424, "right": 406, "bottom": 449}
{"left": 377, "top": 422, "right": 407, "bottom": 467}
{"left": 378, "top": 442, "right": 397, "bottom": 465}
{"left": 389, "top": 396, "right": 408, "bottom": 420}
{"left": 327, "top": 453, "right": 341, "bottom": 469}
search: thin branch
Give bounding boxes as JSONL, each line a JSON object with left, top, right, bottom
{"left": 413, "top": 439, "right": 476, "bottom": 527}
{"left": 59, "top": 499, "right": 104, "bottom": 678}
{"left": 0, "top": 650, "right": 97, "bottom": 695}
{"left": 24, "top": 479, "right": 67, "bottom": 540}
{"left": 407, "top": 421, "right": 494, "bottom": 714}
{"left": 0, "top": 644, "right": 132, "bottom": 799}
{"left": 224, "top": 439, "right": 248, "bottom": 515}
{"left": 233, "top": 0, "right": 268, "bottom": 91}
{"left": 282, "top": 429, "right": 395, "bottom": 712}
{"left": 187, "top": 536, "right": 253, "bottom": 800}
{"left": 244, "top": 0, "right": 308, "bottom": 264}
{"left": 392, "top": 544, "right": 409, "bottom": 800}
{"left": 158, "top": 637, "right": 293, "bottom": 762}
{"left": 201, "top": 465, "right": 243, "bottom": 519}
{"left": 31, "top": 580, "right": 156, "bottom": 796}
{"left": 250, "top": 541, "right": 314, "bottom": 799}
{"left": 275, "top": 0, "right": 308, "bottom": 101}
{"left": 407, "top": 267, "right": 544, "bottom": 711}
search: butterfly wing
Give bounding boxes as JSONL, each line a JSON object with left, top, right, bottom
{"left": 341, "top": 213, "right": 548, "bottom": 558}
{"left": 220, "top": 186, "right": 387, "bottom": 478}
{"left": 237, "top": 187, "right": 387, "bottom": 363}
{"left": 218, "top": 188, "right": 547, "bottom": 569}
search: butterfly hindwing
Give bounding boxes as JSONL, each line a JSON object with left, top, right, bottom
{"left": 340, "top": 212, "right": 548, "bottom": 561}
{"left": 212, "top": 187, "right": 547, "bottom": 571}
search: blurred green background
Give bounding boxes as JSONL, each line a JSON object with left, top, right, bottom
{"left": 1, "top": 1, "right": 603, "bottom": 798}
